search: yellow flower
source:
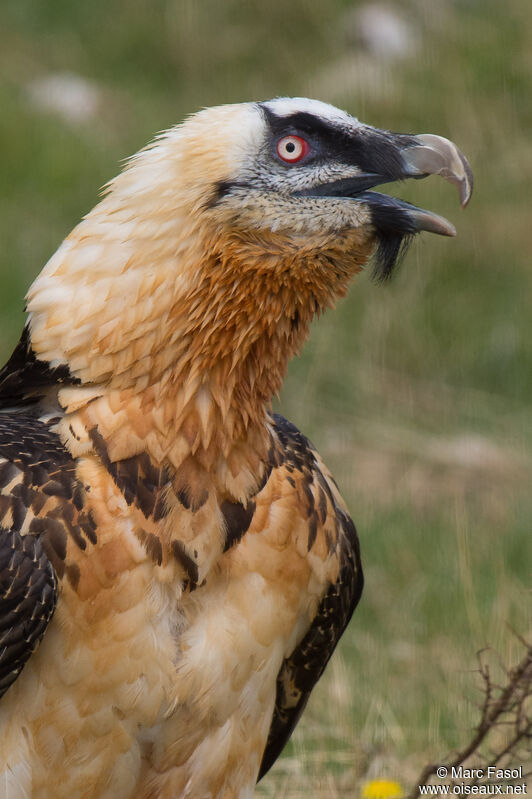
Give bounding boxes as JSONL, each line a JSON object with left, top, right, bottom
{"left": 361, "top": 779, "right": 404, "bottom": 799}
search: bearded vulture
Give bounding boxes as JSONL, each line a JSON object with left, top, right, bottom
{"left": 0, "top": 98, "right": 472, "bottom": 799}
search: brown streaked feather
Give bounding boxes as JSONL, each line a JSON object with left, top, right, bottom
{"left": 172, "top": 538, "right": 200, "bottom": 589}
{"left": 0, "top": 415, "right": 93, "bottom": 572}
{"left": 88, "top": 426, "right": 172, "bottom": 522}
{"left": 221, "top": 497, "right": 256, "bottom": 552}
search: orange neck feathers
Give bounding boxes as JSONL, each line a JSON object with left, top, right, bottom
{"left": 51, "top": 222, "right": 372, "bottom": 498}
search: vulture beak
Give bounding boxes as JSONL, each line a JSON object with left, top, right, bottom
{"left": 399, "top": 133, "right": 474, "bottom": 235}
{"left": 295, "top": 131, "right": 473, "bottom": 239}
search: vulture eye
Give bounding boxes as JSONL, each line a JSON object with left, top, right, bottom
{"left": 276, "top": 135, "right": 309, "bottom": 163}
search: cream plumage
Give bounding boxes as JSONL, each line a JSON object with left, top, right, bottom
{"left": 0, "top": 98, "right": 471, "bottom": 798}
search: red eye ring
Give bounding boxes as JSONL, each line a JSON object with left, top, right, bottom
{"left": 276, "top": 135, "right": 309, "bottom": 163}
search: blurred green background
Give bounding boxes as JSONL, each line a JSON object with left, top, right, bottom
{"left": 1, "top": 0, "right": 530, "bottom": 794}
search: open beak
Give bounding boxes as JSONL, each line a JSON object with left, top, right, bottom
{"left": 296, "top": 128, "right": 473, "bottom": 279}
{"left": 397, "top": 133, "right": 473, "bottom": 235}
{"left": 297, "top": 131, "right": 473, "bottom": 238}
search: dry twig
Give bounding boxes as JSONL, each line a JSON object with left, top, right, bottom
{"left": 409, "top": 634, "right": 532, "bottom": 798}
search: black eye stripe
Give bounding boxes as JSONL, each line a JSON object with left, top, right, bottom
{"left": 260, "top": 104, "right": 414, "bottom": 176}
{"left": 261, "top": 107, "right": 336, "bottom": 137}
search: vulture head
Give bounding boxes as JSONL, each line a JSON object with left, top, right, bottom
{"left": 25, "top": 98, "right": 472, "bottom": 430}
{"left": 204, "top": 97, "right": 472, "bottom": 280}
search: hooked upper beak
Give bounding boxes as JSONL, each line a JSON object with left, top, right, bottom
{"left": 402, "top": 133, "right": 473, "bottom": 209}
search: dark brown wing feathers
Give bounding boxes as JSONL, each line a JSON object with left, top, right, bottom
{"left": 258, "top": 416, "right": 363, "bottom": 780}
{"left": 0, "top": 528, "right": 57, "bottom": 698}
{"left": 0, "top": 413, "right": 85, "bottom": 696}
{"left": 0, "top": 325, "right": 78, "bottom": 410}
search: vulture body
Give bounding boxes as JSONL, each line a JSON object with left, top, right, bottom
{"left": 0, "top": 98, "right": 471, "bottom": 798}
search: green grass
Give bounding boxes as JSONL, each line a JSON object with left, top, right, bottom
{"left": 1, "top": 0, "right": 530, "bottom": 794}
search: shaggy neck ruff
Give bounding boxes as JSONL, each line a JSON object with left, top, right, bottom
{"left": 54, "top": 225, "right": 371, "bottom": 499}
